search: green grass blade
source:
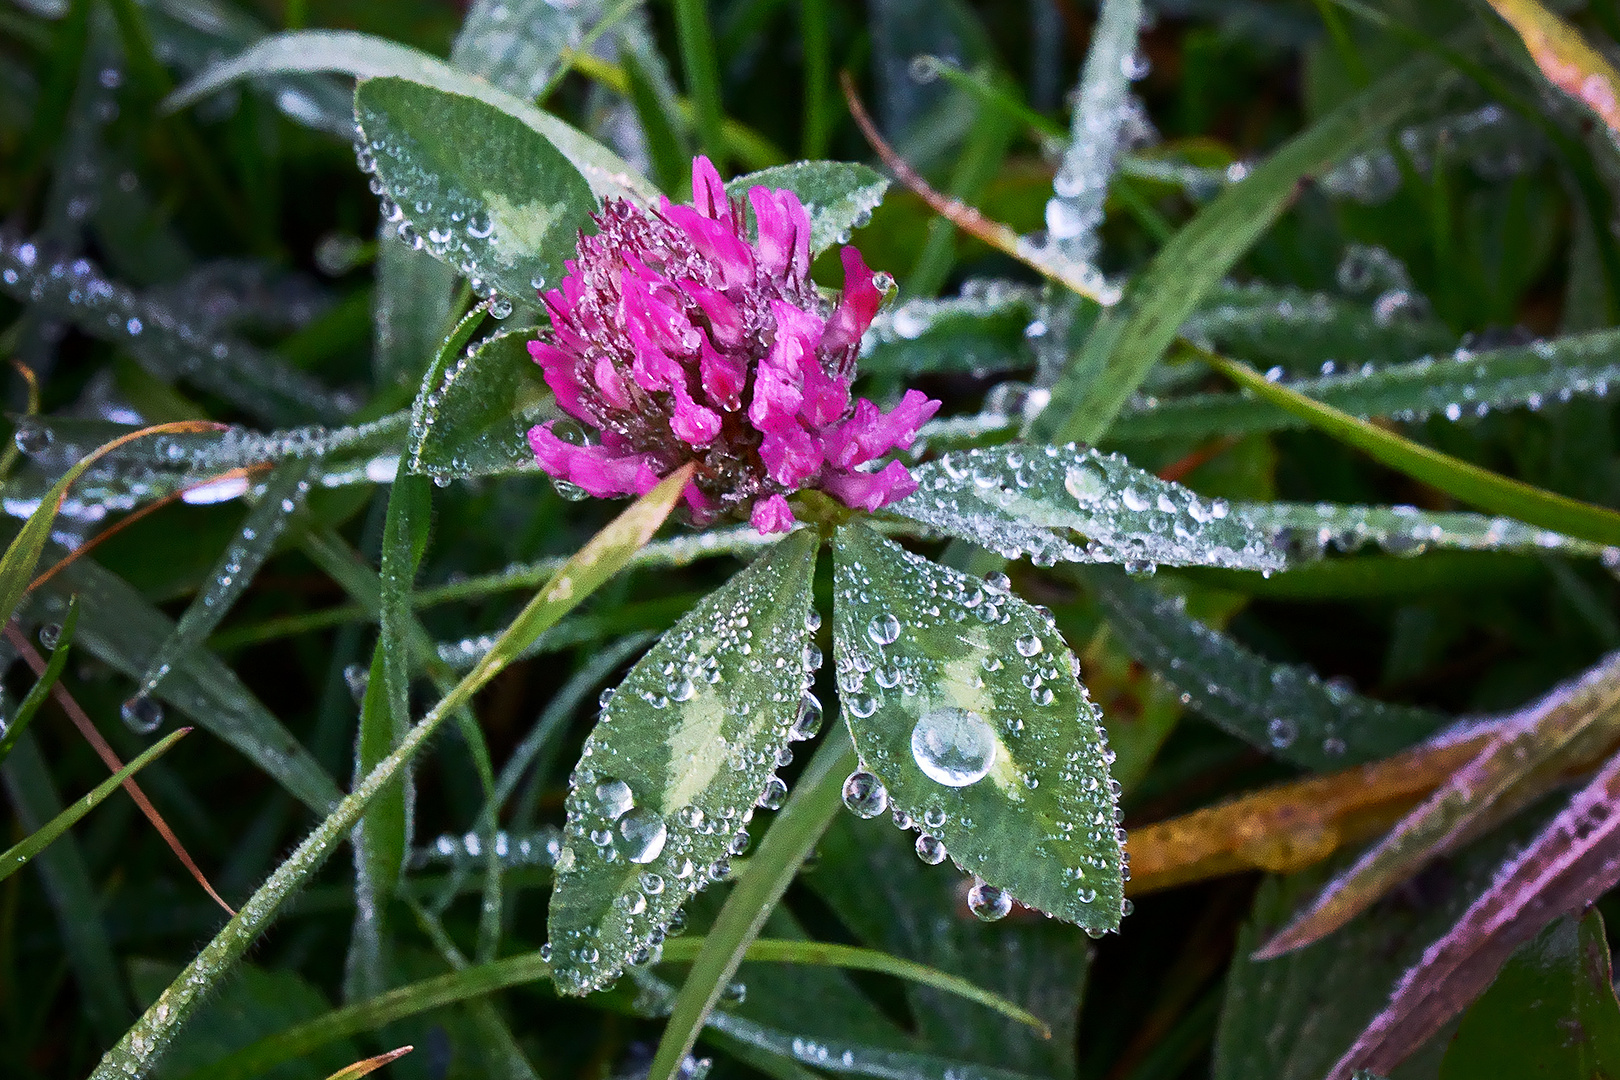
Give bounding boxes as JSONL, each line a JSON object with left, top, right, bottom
{"left": 0, "top": 420, "right": 218, "bottom": 630}
{"left": 1029, "top": 51, "right": 1446, "bottom": 445}
{"left": 1204, "top": 352, "right": 1620, "bottom": 547}
{"left": 173, "top": 928, "right": 1043, "bottom": 1080}
{"left": 645, "top": 729, "right": 858, "bottom": 1080}
{"left": 0, "top": 596, "right": 77, "bottom": 769}
{"left": 88, "top": 469, "right": 690, "bottom": 1080}
{"left": 0, "top": 727, "right": 189, "bottom": 885}
{"left": 672, "top": 0, "right": 725, "bottom": 167}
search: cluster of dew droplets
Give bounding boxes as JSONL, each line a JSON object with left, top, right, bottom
{"left": 352, "top": 116, "right": 516, "bottom": 320}
{"left": 892, "top": 442, "right": 1280, "bottom": 574}
{"left": 547, "top": 543, "right": 817, "bottom": 993}
{"left": 1321, "top": 104, "right": 1541, "bottom": 205}
{"left": 410, "top": 826, "right": 564, "bottom": 870}
{"left": 832, "top": 527, "right": 1127, "bottom": 928}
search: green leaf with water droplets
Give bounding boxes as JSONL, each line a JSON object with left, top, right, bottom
{"left": 860, "top": 281, "right": 1040, "bottom": 379}
{"left": 407, "top": 328, "right": 551, "bottom": 479}
{"left": 887, "top": 442, "right": 1284, "bottom": 572}
{"left": 725, "top": 162, "right": 888, "bottom": 256}
{"left": 831, "top": 521, "right": 1124, "bottom": 933}
{"left": 547, "top": 529, "right": 821, "bottom": 995}
{"left": 354, "top": 75, "right": 598, "bottom": 308}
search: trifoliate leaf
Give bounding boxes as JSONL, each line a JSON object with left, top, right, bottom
{"left": 726, "top": 161, "right": 888, "bottom": 255}
{"left": 831, "top": 521, "right": 1124, "bottom": 934}
{"left": 547, "top": 530, "right": 821, "bottom": 994}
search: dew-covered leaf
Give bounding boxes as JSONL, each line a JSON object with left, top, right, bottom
{"left": 1241, "top": 502, "right": 1611, "bottom": 561}
{"left": 1439, "top": 910, "right": 1620, "bottom": 1080}
{"left": 887, "top": 442, "right": 1283, "bottom": 572}
{"left": 451, "top": 0, "right": 610, "bottom": 101}
{"left": 167, "top": 30, "right": 658, "bottom": 205}
{"left": 0, "top": 237, "right": 349, "bottom": 425}
{"left": 831, "top": 521, "right": 1123, "bottom": 932}
{"left": 355, "top": 76, "right": 599, "bottom": 309}
{"left": 725, "top": 161, "right": 888, "bottom": 256}
{"left": 1182, "top": 281, "right": 1456, "bottom": 372}
{"left": 1113, "top": 327, "right": 1620, "bottom": 443}
{"left": 1092, "top": 571, "right": 1445, "bottom": 770}
{"left": 407, "top": 328, "right": 549, "bottom": 479}
{"left": 859, "top": 281, "right": 1040, "bottom": 379}
{"left": 546, "top": 530, "right": 820, "bottom": 995}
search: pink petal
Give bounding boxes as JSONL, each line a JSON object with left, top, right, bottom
{"left": 670, "top": 383, "right": 722, "bottom": 446}
{"left": 748, "top": 187, "right": 811, "bottom": 280}
{"left": 759, "top": 426, "right": 824, "bottom": 487}
{"left": 748, "top": 355, "right": 805, "bottom": 434}
{"left": 626, "top": 319, "right": 684, "bottom": 392}
{"left": 593, "top": 354, "right": 633, "bottom": 410}
{"left": 823, "top": 390, "right": 940, "bottom": 468}
{"left": 692, "top": 156, "right": 732, "bottom": 223}
{"left": 768, "top": 301, "right": 846, "bottom": 426}
{"left": 822, "top": 459, "right": 917, "bottom": 510}
{"left": 683, "top": 282, "right": 744, "bottom": 350}
{"left": 822, "top": 246, "right": 884, "bottom": 354}
{"left": 529, "top": 339, "right": 592, "bottom": 422}
{"left": 663, "top": 205, "right": 755, "bottom": 288}
{"left": 750, "top": 494, "right": 796, "bottom": 534}
{"left": 528, "top": 422, "right": 661, "bottom": 498}
{"left": 683, "top": 478, "right": 719, "bottom": 523}
{"left": 698, "top": 339, "right": 747, "bottom": 411}
{"left": 620, "top": 271, "right": 700, "bottom": 355}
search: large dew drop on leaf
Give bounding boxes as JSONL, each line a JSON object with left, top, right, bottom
{"left": 887, "top": 442, "right": 1283, "bottom": 572}
{"left": 831, "top": 522, "right": 1125, "bottom": 934}
{"left": 547, "top": 530, "right": 820, "bottom": 995}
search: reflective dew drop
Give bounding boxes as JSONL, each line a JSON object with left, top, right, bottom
{"left": 1266, "top": 717, "right": 1297, "bottom": 749}
{"left": 121, "top": 694, "right": 164, "bottom": 735}
{"left": 1014, "top": 633, "right": 1043, "bottom": 657}
{"left": 910, "top": 707, "right": 996, "bottom": 787}
{"left": 915, "top": 833, "right": 947, "bottom": 865}
{"left": 867, "top": 613, "right": 901, "bottom": 646}
{"left": 967, "top": 879, "right": 1012, "bottom": 921}
{"left": 37, "top": 623, "right": 61, "bottom": 651}
{"left": 595, "top": 778, "right": 635, "bottom": 821}
{"left": 617, "top": 808, "right": 668, "bottom": 864}
{"left": 841, "top": 770, "right": 889, "bottom": 818}
{"left": 757, "top": 777, "right": 788, "bottom": 810}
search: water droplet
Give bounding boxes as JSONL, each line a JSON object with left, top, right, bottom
{"left": 1015, "top": 633, "right": 1043, "bottom": 658}
{"left": 790, "top": 693, "right": 823, "bottom": 741}
{"left": 121, "top": 694, "right": 163, "bottom": 735}
{"left": 344, "top": 663, "right": 369, "bottom": 704}
{"left": 910, "top": 707, "right": 996, "bottom": 787}
{"left": 757, "top": 777, "right": 787, "bottom": 810}
{"left": 37, "top": 623, "right": 61, "bottom": 650}
{"left": 1064, "top": 463, "right": 1106, "bottom": 503}
{"left": 967, "top": 879, "right": 1012, "bottom": 921}
{"left": 488, "top": 294, "right": 514, "bottom": 319}
{"left": 841, "top": 770, "right": 888, "bottom": 818}
{"left": 915, "top": 833, "right": 947, "bottom": 865}
{"left": 14, "top": 423, "right": 49, "bottom": 455}
{"left": 1266, "top": 717, "right": 1297, "bottom": 749}
{"left": 595, "top": 778, "right": 634, "bottom": 821}
{"left": 867, "top": 614, "right": 901, "bottom": 645}
{"left": 617, "top": 808, "right": 668, "bottom": 863}
{"left": 721, "top": 981, "right": 748, "bottom": 1005}
{"left": 466, "top": 210, "right": 494, "bottom": 238}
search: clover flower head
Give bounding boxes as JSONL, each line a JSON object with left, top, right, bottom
{"left": 527, "top": 156, "right": 940, "bottom": 533}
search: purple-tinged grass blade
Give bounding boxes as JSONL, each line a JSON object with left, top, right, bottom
{"left": 1328, "top": 728, "right": 1620, "bottom": 1078}
{"left": 1258, "top": 651, "right": 1620, "bottom": 958}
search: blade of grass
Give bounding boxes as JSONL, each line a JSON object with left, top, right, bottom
{"left": 89, "top": 466, "right": 692, "bottom": 1080}
{"left": 6, "top": 624, "right": 234, "bottom": 915}
{"left": 1202, "top": 350, "right": 1620, "bottom": 547}
{"left": 1, "top": 729, "right": 129, "bottom": 1044}
{"left": 1485, "top": 0, "right": 1620, "bottom": 135}
{"left": 0, "top": 727, "right": 189, "bottom": 885}
{"left": 322, "top": 1047, "right": 413, "bottom": 1080}
{"left": 0, "top": 597, "right": 76, "bottom": 769}
{"left": 1029, "top": 51, "right": 1446, "bottom": 445}
{"left": 646, "top": 729, "right": 859, "bottom": 1080}
{"left": 672, "top": 0, "right": 726, "bottom": 167}
{"left": 0, "top": 420, "right": 222, "bottom": 630}
{"left": 175, "top": 927, "right": 1041, "bottom": 1080}
{"left": 800, "top": 0, "right": 831, "bottom": 157}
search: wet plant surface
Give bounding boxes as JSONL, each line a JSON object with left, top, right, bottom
{"left": 7, "top": 1, "right": 1620, "bottom": 1079}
